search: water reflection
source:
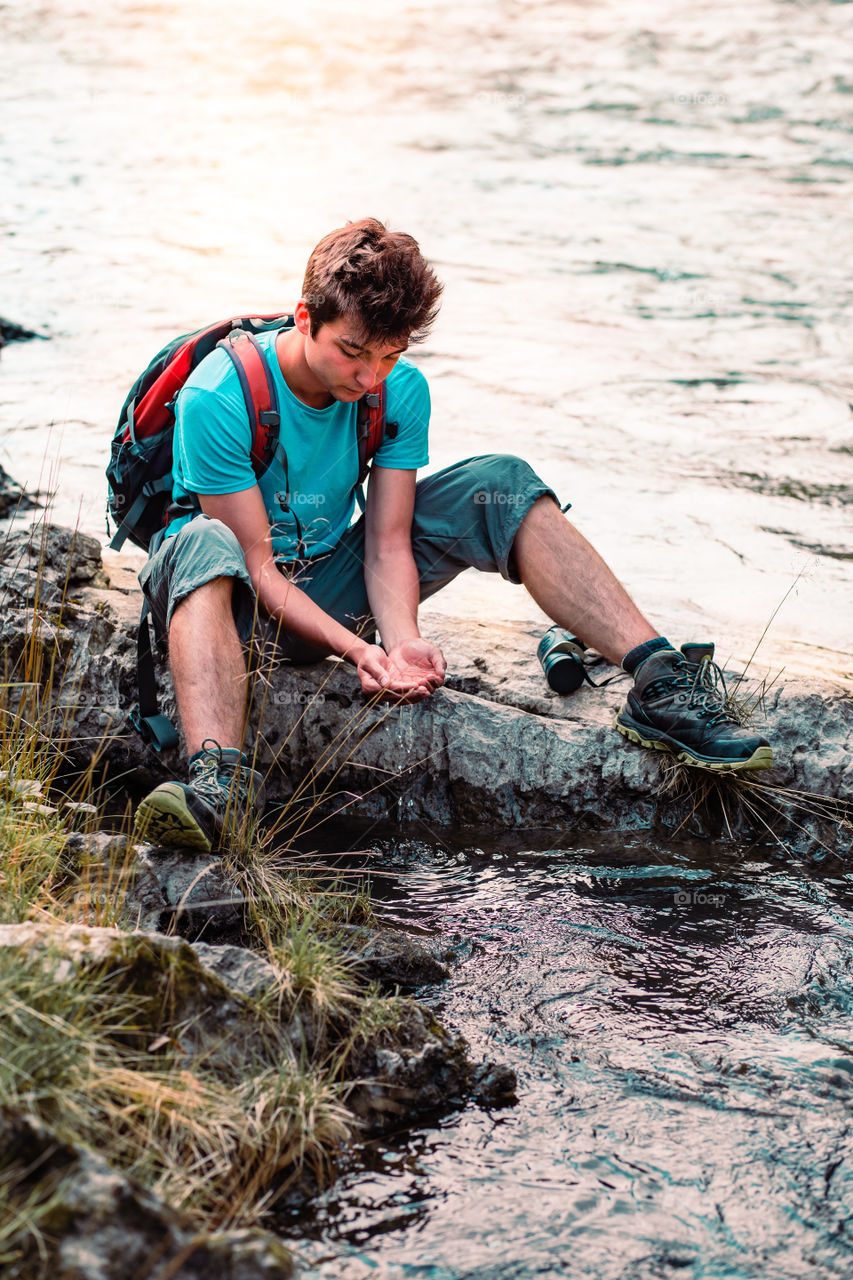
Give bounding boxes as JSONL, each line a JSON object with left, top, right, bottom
{"left": 285, "top": 829, "right": 853, "bottom": 1277}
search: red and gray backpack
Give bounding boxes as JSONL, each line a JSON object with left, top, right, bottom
{"left": 106, "top": 312, "right": 395, "bottom": 749}
{"left": 106, "top": 312, "right": 391, "bottom": 551}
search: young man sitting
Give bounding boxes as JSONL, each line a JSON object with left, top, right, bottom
{"left": 134, "top": 218, "right": 772, "bottom": 852}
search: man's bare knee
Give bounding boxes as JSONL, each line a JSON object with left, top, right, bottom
{"left": 171, "top": 575, "right": 235, "bottom": 621}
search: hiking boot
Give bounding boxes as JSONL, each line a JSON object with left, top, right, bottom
{"left": 614, "top": 643, "right": 773, "bottom": 771}
{"left": 134, "top": 740, "right": 265, "bottom": 852}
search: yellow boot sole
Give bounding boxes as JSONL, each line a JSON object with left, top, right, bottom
{"left": 133, "top": 783, "right": 214, "bottom": 852}
{"left": 614, "top": 717, "right": 773, "bottom": 772}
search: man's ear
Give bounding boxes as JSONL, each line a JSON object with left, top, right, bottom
{"left": 294, "top": 300, "right": 312, "bottom": 336}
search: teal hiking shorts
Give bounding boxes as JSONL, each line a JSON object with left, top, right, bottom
{"left": 139, "top": 453, "right": 559, "bottom": 663}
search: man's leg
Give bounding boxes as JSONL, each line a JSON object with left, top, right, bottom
{"left": 133, "top": 518, "right": 266, "bottom": 851}
{"left": 197, "top": 457, "right": 770, "bottom": 775}
{"left": 271, "top": 460, "right": 656, "bottom": 667}
{"left": 512, "top": 495, "right": 656, "bottom": 666}
{"left": 168, "top": 576, "right": 246, "bottom": 756}
{"left": 406, "top": 454, "right": 772, "bottom": 772}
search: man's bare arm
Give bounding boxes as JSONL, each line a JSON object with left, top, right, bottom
{"left": 198, "top": 487, "right": 428, "bottom": 696}
{"left": 364, "top": 466, "right": 446, "bottom": 691}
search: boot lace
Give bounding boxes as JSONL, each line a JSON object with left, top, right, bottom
{"left": 650, "top": 657, "right": 736, "bottom": 727}
{"left": 190, "top": 740, "right": 256, "bottom": 809}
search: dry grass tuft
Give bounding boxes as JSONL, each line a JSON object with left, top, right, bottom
{"left": 655, "top": 757, "right": 851, "bottom": 860}
{"left": 0, "top": 952, "right": 353, "bottom": 1231}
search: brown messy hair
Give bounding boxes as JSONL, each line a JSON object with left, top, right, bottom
{"left": 301, "top": 217, "right": 443, "bottom": 346}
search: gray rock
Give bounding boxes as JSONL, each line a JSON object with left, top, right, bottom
{"left": 334, "top": 925, "right": 450, "bottom": 988}
{"left": 185, "top": 938, "right": 500, "bottom": 1130}
{"left": 471, "top": 1060, "right": 519, "bottom": 1106}
{"left": 345, "top": 999, "right": 476, "bottom": 1129}
{"left": 0, "top": 923, "right": 269, "bottom": 1070}
{"left": 132, "top": 846, "right": 247, "bottom": 936}
{"left": 0, "top": 1109, "right": 296, "bottom": 1279}
{"left": 62, "top": 833, "right": 248, "bottom": 938}
{"left": 189, "top": 940, "right": 279, "bottom": 999}
{"left": 0, "top": 462, "right": 39, "bottom": 518}
{"left": 2, "top": 523, "right": 851, "bottom": 852}
{"left": 0, "top": 522, "right": 103, "bottom": 593}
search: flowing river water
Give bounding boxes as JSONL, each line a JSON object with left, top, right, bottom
{"left": 281, "top": 828, "right": 853, "bottom": 1279}
{"left": 2, "top": 0, "right": 852, "bottom": 1274}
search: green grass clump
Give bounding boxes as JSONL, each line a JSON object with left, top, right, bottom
{"left": 221, "top": 842, "right": 406, "bottom": 1067}
{"left": 0, "top": 786, "right": 68, "bottom": 923}
{"left": 0, "top": 733, "right": 377, "bottom": 1243}
{"left": 0, "top": 948, "right": 353, "bottom": 1233}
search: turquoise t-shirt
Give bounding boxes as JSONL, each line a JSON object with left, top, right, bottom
{"left": 167, "top": 329, "right": 430, "bottom": 559}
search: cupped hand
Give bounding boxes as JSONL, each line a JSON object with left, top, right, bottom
{"left": 355, "top": 639, "right": 446, "bottom": 703}
{"left": 384, "top": 639, "right": 446, "bottom": 694}
{"left": 354, "top": 643, "right": 429, "bottom": 701}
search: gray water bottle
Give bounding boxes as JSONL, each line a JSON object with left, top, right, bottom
{"left": 537, "top": 626, "right": 587, "bottom": 694}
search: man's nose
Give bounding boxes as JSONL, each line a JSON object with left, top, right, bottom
{"left": 355, "top": 359, "right": 381, "bottom": 388}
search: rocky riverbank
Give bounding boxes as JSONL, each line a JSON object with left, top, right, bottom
{"left": 0, "top": 911, "right": 512, "bottom": 1279}
{"left": 0, "top": 821, "right": 513, "bottom": 1278}
{"left": 1, "top": 521, "right": 850, "bottom": 855}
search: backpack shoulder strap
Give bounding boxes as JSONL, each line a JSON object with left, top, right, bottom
{"left": 217, "top": 329, "right": 281, "bottom": 476}
{"left": 356, "top": 381, "right": 393, "bottom": 484}
{"left": 128, "top": 598, "right": 179, "bottom": 752}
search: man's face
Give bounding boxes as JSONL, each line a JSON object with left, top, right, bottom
{"left": 304, "top": 313, "right": 409, "bottom": 402}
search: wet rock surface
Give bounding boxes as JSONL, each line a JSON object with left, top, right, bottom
{"left": 344, "top": 999, "right": 474, "bottom": 1127}
{"left": 334, "top": 926, "right": 450, "bottom": 990}
{"left": 1, "top": 522, "right": 850, "bottom": 854}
